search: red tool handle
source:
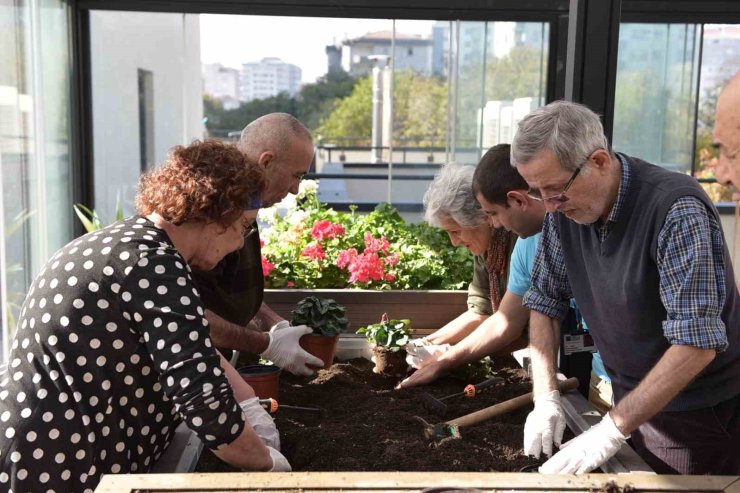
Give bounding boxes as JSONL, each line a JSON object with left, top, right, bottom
{"left": 463, "top": 376, "right": 505, "bottom": 398}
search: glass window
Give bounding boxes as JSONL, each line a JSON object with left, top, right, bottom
{"left": 613, "top": 23, "right": 701, "bottom": 174}
{"left": 1, "top": 0, "right": 74, "bottom": 357}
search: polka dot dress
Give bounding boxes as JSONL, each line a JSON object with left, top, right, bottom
{"left": 0, "top": 216, "right": 245, "bottom": 492}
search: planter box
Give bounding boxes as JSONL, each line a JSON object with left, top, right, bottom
{"left": 96, "top": 470, "right": 740, "bottom": 492}
{"left": 264, "top": 288, "right": 467, "bottom": 334}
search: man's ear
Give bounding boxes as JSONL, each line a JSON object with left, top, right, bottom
{"left": 590, "top": 149, "right": 611, "bottom": 172}
{"left": 258, "top": 151, "right": 274, "bottom": 169}
{"left": 507, "top": 190, "right": 528, "bottom": 209}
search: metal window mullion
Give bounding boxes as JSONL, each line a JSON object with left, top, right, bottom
{"left": 387, "top": 19, "right": 395, "bottom": 205}
{"left": 690, "top": 23, "right": 703, "bottom": 177}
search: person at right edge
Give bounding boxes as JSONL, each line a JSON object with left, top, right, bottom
{"left": 190, "top": 113, "right": 324, "bottom": 375}
{"left": 513, "top": 100, "right": 740, "bottom": 475}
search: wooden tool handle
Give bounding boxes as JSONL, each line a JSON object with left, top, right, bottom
{"left": 447, "top": 377, "right": 579, "bottom": 428}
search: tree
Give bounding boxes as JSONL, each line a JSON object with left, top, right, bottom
{"left": 315, "top": 76, "right": 373, "bottom": 145}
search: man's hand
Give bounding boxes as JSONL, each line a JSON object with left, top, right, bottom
{"left": 523, "top": 390, "right": 566, "bottom": 459}
{"left": 260, "top": 321, "right": 324, "bottom": 376}
{"left": 539, "top": 413, "right": 628, "bottom": 474}
{"left": 405, "top": 339, "right": 451, "bottom": 369}
{"left": 397, "top": 361, "right": 445, "bottom": 388}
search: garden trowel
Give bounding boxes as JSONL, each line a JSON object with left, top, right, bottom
{"left": 416, "top": 377, "right": 579, "bottom": 440}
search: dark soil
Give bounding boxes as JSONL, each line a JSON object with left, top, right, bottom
{"left": 197, "top": 355, "right": 565, "bottom": 472}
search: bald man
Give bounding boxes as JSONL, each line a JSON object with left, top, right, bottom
{"left": 714, "top": 73, "right": 740, "bottom": 199}
{"left": 190, "top": 113, "right": 323, "bottom": 376}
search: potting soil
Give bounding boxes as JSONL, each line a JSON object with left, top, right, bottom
{"left": 197, "top": 354, "right": 563, "bottom": 472}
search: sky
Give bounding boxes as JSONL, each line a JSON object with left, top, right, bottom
{"left": 200, "top": 15, "right": 436, "bottom": 83}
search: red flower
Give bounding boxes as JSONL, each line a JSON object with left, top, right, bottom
{"left": 261, "top": 256, "right": 275, "bottom": 277}
{"left": 287, "top": 281, "right": 295, "bottom": 287}
{"left": 385, "top": 252, "right": 401, "bottom": 266}
{"left": 364, "top": 232, "right": 390, "bottom": 253}
{"left": 347, "top": 251, "right": 386, "bottom": 284}
{"left": 301, "top": 243, "right": 326, "bottom": 261}
{"left": 336, "top": 248, "right": 358, "bottom": 269}
{"left": 311, "top": 220, "right": 345, "bottom": 242}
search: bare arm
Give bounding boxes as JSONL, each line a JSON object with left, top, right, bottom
{"left": 610, "top": 345, "right": 715, "bottom": 435}
{"left": 206, "top": 309, "right": 270, "bottom": 354}
{"left": 425, "top": 310, "right": 489, "bottom": 345}
{"left": 398, "top": 293, "right": 528, "bottom": 388}
{"left": 528, "top": 310, "right": 560, "bottom": 396}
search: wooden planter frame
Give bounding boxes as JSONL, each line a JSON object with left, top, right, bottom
{"left": 264, "top": 288, "right": 468, "bottom": 334}
{"left": 96, "top": 471, "right": 740, "bottom": 492}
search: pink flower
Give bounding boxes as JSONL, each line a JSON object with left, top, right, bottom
{"left": 261, "top": 256, "right": 275, "bottom": 277}
{"left": 347, "top": 251, "right": 386, "bottom": 284}
{"left": 311, "top": 220, "right": 345, "bottom": 242}
{"left": 287, "top": 281, "right": 295, "bottom": 287}
{"left": 301, "top": 243, "right": 326, "bottom": 261}
{"left": 364, "top": 232, "right": 390, "bottom": 254}
{"left": 385, "top": 274, "right": 395, "bottom": 282}
{"left": 384, "top": 252, "right": 401, "bottom": 266}
{"left": 336, "top": 248, "right": 358, "bottom": 269}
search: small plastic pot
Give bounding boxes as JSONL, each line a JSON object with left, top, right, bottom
{"left": 238, "top": 364, "right": 281, "bottom": 399}
{"left": 299, "top": 333, "right": 339, "bottom": 370}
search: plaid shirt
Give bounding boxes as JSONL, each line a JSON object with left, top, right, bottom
{"left": 523, "top": 154, "right": 729, "bottom": 351}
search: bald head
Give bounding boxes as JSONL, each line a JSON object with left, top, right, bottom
{"left": 714, "top": 73, "right": 740, "bottom": 199}
{"left": 239, "top": 113, "right": 314, "bottom": 207}
{"left": 238, "top": 113, "right": 312, "bottom": 161}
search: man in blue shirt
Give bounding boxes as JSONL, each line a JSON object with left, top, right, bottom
{"left": 401, "top": 145, "right": 611, "bottom": 397}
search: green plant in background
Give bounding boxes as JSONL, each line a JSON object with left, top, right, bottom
{"left": 291, "top": 296, "right": 349, "bottom": 337}
{"left": 452, "top": 356, "right": 496, "bottom": 382}
{"left": 356, "top": 314, "right": 412, "bottom": 352}
{"left": 73, "top": 199, "right": 124, "bottom": 233}
{"left": 259, "top": 180, "right": 472, "bottom": 290}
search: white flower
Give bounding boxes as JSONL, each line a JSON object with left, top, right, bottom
{"left": 298, "top": 179, "right": 319, "bottom": 199}
{"left": 258, "top": 206, "right": 279, "bottom": 226}
{"left": 287, "top": 210, "right": 309, "bottom": 226}
{"left": 276, "top": 193, "right": 297, "bottom": 212}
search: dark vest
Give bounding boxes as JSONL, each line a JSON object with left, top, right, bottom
{"left": 190, "top": 228, "right": 264, "bottom": 326}
{"left": 555, "top": 154, "right": 740, "bottom": 411}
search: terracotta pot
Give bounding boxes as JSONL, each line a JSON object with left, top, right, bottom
{"left": 299, "top": 333, "right": 339, "bottom": 370}
{"left": 238, "top": 364, "right": 281, "bottom": 399}
{"left": 372, "top": 346, "right": 408, "bottom": 377}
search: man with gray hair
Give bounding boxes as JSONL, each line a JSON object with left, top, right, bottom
{"left": 514, "top": 100, "right": 740, "bottom": 474}
{"left": 191, "top": 113, "right": 324, "bottom": 376}
{"left": 713, "top": 73, "right": 740, "bottom": 199}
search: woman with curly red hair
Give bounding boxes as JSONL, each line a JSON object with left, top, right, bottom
{"left": 0, "top": 140, "right": 290, "bottom": 493}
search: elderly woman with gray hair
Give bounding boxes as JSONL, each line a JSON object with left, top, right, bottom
{"left": 399, "top": 162, "right": 522, "bottom": 388}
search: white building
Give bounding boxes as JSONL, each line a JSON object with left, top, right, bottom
{"left": 239, "top": 57, "right": 302, "bottom": 102}
{"left": 89, "top": 11, "right": 204, "bottom": 221}
{"left": 478, "top": 97, "right": 541, "bottom": 149}
{"left": 341, "top": 31, "right": 433, "bottom": 77}
{"left": 203, "top": 62, "right": 240, "bottom": 107}
{"left": 702, "top": 25, "right": 740, "bottom": 94}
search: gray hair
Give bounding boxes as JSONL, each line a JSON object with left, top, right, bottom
{"left": 511, "top": 100, "right": 610, "bottom": 171}
{"left": 237, "top": 113, "right": 312, "bottom": 161}
{"left": 424, "top": 163, "right": 486, "bottom": 228}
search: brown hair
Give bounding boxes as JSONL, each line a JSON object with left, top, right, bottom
{"left": 472, "top": 144, "right": 530, "bottom": 207}
{"left": 136, "top": 139, "right": 264, "bottom": 226}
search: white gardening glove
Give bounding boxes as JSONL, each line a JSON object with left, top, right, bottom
{"left": 239, "top": 397, "right": 280, "bottom": 450}
{"left": 267, "top": 446, "right": 292, "bottom": 472}
{"left": 260, "top": 321, "right": 324, "bottom": 376}
{"left": 405, "top": 343, "right": 451, "bottom": 369}
{"left": 539, "top": 412, "right": 628, "bottom": 474}
{"left": 523, "top": 390, "right": 566, "bottom": 459}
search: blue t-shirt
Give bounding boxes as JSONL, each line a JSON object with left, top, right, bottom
{"left": 507, "top": 233, "right": 611, "bottom": 383}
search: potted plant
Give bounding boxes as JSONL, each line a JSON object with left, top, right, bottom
{"left": 356, "top": 314, "right": 412, "bottom": 377}
{"left": 291, "top": 296, "right": 349, "bottom": 369}
{"left": 237, "top": 363, "right": 281, "bottom": 400}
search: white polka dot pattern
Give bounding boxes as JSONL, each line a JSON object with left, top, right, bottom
{"left": 0, "top": 217, "right": 244, "bottom": 491}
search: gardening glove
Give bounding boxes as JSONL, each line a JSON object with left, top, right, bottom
{"left": 523, "top": 390, "right": 566, "bottom": 459}
{"left": 539, "top": 412, "right": 628, "bottom": 474}
{"left": 405, "top": 342, "right": 451, "bottom": 369}
{"left": 239, "top": 397, "right": 281, "bottom": 450}
{"left": 267, "top": 446, "right": 292, "bottom": 472}
{"left": 260, "top": 321, "right": 324, "bottom": 376}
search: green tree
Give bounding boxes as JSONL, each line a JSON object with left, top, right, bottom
{"left": 316, "top": 76, "right": 373, "bottom": 145}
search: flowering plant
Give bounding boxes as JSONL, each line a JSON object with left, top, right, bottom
{"left": 259, "top": 180, "right": 472, "bottom": 290}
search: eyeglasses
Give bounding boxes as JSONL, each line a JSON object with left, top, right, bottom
{"left": 527, "top": 167, "right": 581, "bottom": 204}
